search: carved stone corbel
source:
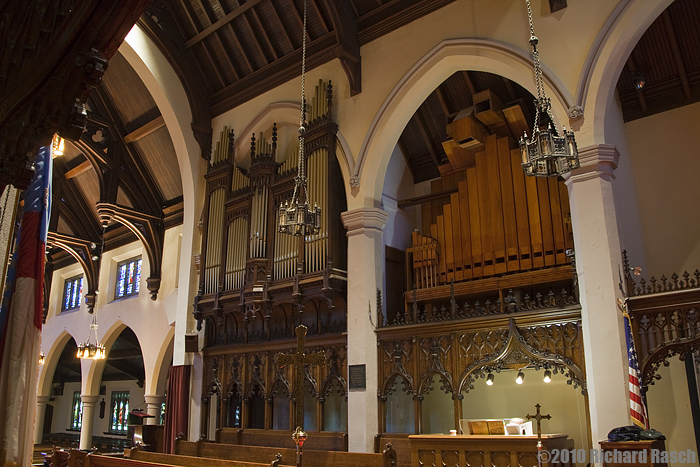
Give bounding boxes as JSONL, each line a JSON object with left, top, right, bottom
{"left": 47, "top": 232, "right": 101, "bottom": 313}
{"left": 96, "top": 202, "right": 164, "bottom": 300}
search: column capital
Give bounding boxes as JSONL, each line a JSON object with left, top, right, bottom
{"left": 341, "top": 207, "right": 389, "bottom": 236}
{"left": 144, "top": 394, "right": 166, "bottom": 405}
{"left": 37, "top": 395, "right": 50, "bottom": 405}
{"left": 565, "top": 144, "right": 620, "bottom": 184}
{"left": 80, "top": 394, "right": 99, "bottom": 405}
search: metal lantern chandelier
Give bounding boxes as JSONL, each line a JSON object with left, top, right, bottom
{"left": 519, "top": 0, "right": 579, "bottom": 178}
{"left": 278, "top": 0, "right": 321, "bottom": 236}
{"left": 77, "top": 312, "right": 105, "bottom": 360}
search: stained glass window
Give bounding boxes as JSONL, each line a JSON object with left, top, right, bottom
{"left": 115, "top": 257, "right": 142, "bottom": 299}
{"left": 62, "top": 276, "right": 83, "bottom": 311}
{"left": 110, "top": 391, "right": 130, "bottom": 434}
{"left": 71, "top": 392, "right": 83, "bottom": 430}
{"left": 160, "top": 401, "right": 166, "bottom": 425}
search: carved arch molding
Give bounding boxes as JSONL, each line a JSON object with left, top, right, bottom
{"left": 378, "top": 314, "right": 586, "bottom": 402}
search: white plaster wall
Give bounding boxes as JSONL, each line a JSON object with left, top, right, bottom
{"left": 625, "top": 101, "right": 700, "bottom": 275}
{"left": 646, "top": 358, "right": 696, "bottom": 467}
{"left": 40, "top": 228, "right": 183, "bottom": 402}
{"left": 49, "top": 381, "right": 81, "bottom": 434}
{"left": 461, "top": 369, "right": 589, "bottom": 453}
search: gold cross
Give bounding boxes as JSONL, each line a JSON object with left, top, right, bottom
{"left": 526, "top": 403, "right": 551, "bottom": 443}
{"left": 277, "top": 325, "right": 325, "bottom": 430}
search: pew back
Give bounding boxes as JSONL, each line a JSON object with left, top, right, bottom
{"left": 127, "top": 449, "right": 278, "bottom": 467}
{"left": 216, "top": 428, "right": 348, "bottom": 451}
{"left": 175, "top": 439, "right": 393, "bottom": 467}
{"left": 375, "top": 433, "right": 411, "bottom": 467}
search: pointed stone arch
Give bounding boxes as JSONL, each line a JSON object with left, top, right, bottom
{"left": 354, "top": 37, "right": 574, "bottom": 205}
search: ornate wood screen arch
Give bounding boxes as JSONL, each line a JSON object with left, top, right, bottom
{"left": 377, "top": 307, "right": 585, "bottom": 434}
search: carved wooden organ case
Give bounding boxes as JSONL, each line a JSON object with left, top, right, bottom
{"left": 377, "top": 100, "right": 586, "bottom": 434}
{"left": 195, "top": 80, "right": 349, "bottom": 434}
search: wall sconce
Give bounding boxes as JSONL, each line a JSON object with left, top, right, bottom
{"left": 486, "top": 373, "right": 494, "bottom": 386}
{"left": 516, "top": 371, "right": 525, "bottom": 385}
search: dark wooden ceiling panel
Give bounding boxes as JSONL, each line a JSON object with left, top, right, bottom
{"left": 57, "top": 216, "right": 74, "bottom": 236}
{"left": 133, "top": 126, "right": 183, "bottom": 202}
{"left": 256, "top": 1, "right": 294, "bottom": 56}
{"left": 73, "top": 168, "right": 101, "bottom": 217}
{"left": 101, "top": 53, "right": 161, "bottom": 129}
{"left": 616, "top": 0, "right": 700, "bottom": 121}
{"left": 672, "top": 0, "right": 700, "bottom": 71}
{"left": 353, "top": 0, "right": 378, "bottom": 17}
{"left": 117, "top": 186, "right": 134, "bottom": 208}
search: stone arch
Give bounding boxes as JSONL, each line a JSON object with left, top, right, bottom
{"left": 81, "top": 320, "right": 143, "bottom": 395}
{"left": 38, "top": 330, "right": 79, "bottom": 397}
{"left": 120, "top": 28, "right": 206, "bottom": 367}
{"left": 578, "top": 0, "right": 673, "bottom": 144}
{"left": 149, "top": 326, "right": 175, "bottom": 396}
{"left": 355, "top": 37, "right": 574, "bottom": 206}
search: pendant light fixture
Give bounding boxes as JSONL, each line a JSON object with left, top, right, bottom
{"left": 278, "top": 0, "right": 321, "bottom": 236}
{"left": 519, "top": 0, "right": 579, "bottom": 177}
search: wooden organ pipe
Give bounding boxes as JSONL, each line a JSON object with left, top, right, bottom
{"left": 204, "top": 188, "right": 226, "bottom": 294}
{"left": 225, "top": 217, "right": 247, "bottom": 289}
{"left": 410, "top": 134, "right": 573, "bottom": 289}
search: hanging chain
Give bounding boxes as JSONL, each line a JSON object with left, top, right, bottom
{"left": 525, "top": 0, "right": 544, "bottom": 103}
{"left": 294, "top": 0, "right": 309, "bottom": 205}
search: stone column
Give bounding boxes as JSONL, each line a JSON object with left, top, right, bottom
{"left": 144, "top": 394, "right": 166, "bottom": 425}
{"left": 341, "top": 207, "right": 388, "bottom": 453}
{"left": 34, "top": 395, "right": 50, "bottom": 444}
{"left": 564, "top": 144, "right": 630, "bottom": 449}
{"left": 79, "top": 395, "right": 99, "bottom": 449}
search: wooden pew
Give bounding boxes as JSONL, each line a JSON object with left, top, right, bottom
{"left": 126, "top": 447, "right": 281, "bottom": 467}
{"left": 175, "top": 438, "right": 396, "bottom": 467}
{"left": 375, "top": 433, "right": 411, "bottom": 467}
{"left": 216, "top": 428, "right": 348, "bottom": 451}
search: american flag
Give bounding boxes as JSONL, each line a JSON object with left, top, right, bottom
{"left": 623, "top": 308, "right": 649, "bottom": 429}
{"left": 0, "top": 145, "right": 52, "bottom": 466}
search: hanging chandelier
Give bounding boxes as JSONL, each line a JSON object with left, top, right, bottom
{"left": 519, "top": 0, "right": 579, "bottom": 178}
{"left": 39, "top": 352, "right": 46, "bottom": 365}
{"left": 77, "top": 312, "right": 105, "bottom": 360}
{"left": 278, "top": 0, "right": 321, "bottom": 236}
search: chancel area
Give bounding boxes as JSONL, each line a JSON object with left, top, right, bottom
{"left": 2, "top": 0, "right": 700, "bottom": 466}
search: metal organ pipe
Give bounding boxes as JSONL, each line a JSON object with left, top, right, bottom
{"left": 205, "top": 188, "right": 225, "bottom": 294}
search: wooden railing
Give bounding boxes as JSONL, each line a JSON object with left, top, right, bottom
{"left": 624, "top": 252, "right": 700, "bottom": 389}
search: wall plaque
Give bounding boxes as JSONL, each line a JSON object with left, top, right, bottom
{"left": 349, "top": 364, "right": 366, "bottom": 390}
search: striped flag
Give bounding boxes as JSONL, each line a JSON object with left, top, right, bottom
{"left": 0, "top": 145, "right": 52, "bottom": 466}
{"left": 623, "top": 309, "right": 649, "bottom": 429}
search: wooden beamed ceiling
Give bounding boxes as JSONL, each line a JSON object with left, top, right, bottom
{"left": 616, "top": 0, "right": 700, "bottom": 122}
{"left": 49, "top": 50, "right": 183, "bottom": 270}
{"left": 143, "top": 0, "right": 459, "bottom": 116}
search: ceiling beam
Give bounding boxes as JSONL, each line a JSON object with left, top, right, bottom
{"left": 268, "top": 0, "right": 295, "bottom": 51}
{"left": 212, "top": 32, "right": 337, "bottom": 116}
{"left": 123, "top": 115, "right": 166, "bottom": 144}
{"left": 64, "top": 160, "right": 94, "bottom": 179}
{"left": 323, "top": 0, "right": 361, "bottom": 96}
{"left": 184, "top": 0, "right": 266, "bottom": 48}
{"left": 250, "top": 8, "right": 280, "bottom": 60}
{"left": 416, "top": 108, "right": 442, "bottom": 167}
{"left": 661, "top": 10, "right": 691, "bottom": 100}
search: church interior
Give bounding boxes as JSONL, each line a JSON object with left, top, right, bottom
{"left": 1, "top": 0, "right": 700, "bottom": 465}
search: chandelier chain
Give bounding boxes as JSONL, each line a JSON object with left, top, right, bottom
{"left": 525, "top": 0, "right": 545, "bottom": 124}
{"left": 294, "top": 0, "right": 308, "bottom": 206}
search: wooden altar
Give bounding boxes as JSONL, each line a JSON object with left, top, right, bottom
{"left": 409, "top": 434, "right": 574, "bottom": 467}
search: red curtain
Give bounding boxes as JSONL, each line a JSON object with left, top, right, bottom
{"left": 163, "top": 365, "right": 191, "bottom": 453}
